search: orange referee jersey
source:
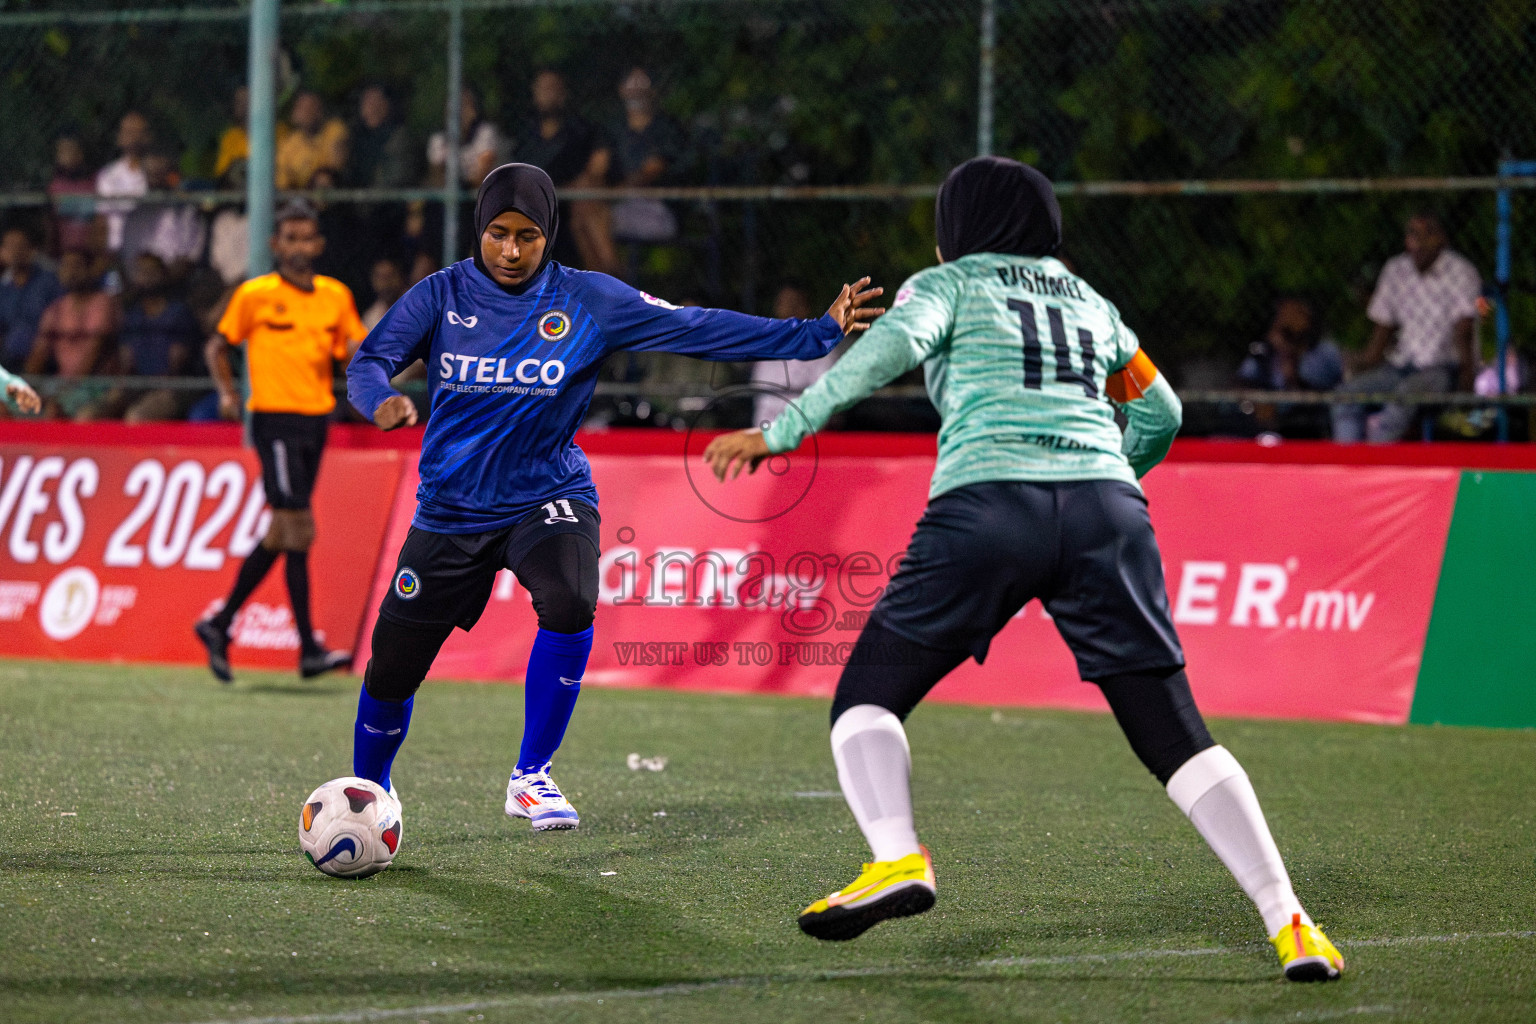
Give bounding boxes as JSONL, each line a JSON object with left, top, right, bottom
{"left": 217, "top": 273, "right": 367, "bottom": 415}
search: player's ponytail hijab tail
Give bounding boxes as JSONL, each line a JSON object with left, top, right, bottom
{"left": 472, "top": 162, "right": 561, "bottom": 288}
{"left": 935, "top": 156, "right": 1061, "bottom": 261}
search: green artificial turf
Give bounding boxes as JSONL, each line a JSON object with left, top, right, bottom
{"left": 0, "top": 660, "right": 1532, "bottom": 1024}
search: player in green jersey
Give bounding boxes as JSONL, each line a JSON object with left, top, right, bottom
{"left": 705, "top": 157, "right": 1343, "bottom": 982}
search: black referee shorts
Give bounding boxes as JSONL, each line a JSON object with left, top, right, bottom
{"left": 250, "top": 412, "right": 329, "bottom": 511}
{"left": 380, "top": 499, "right": 600, "bottom": 631}
{"left": 873, "top": 479, "right": 1185, "bottom": 680}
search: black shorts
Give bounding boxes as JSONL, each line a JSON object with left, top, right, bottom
{"left": 379, "top": 499, "right": 600, "bottom": 631}
{"left": 873, "top": 479, "right": 1185, "bottom": 680}
{"left": 250, "top": 412, "right": 329, "bottom": 510}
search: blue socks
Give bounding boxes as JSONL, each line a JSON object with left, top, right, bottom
{"left": 353, "top": 687, "right": 413, "bottom": 791}
{"left": 351, "top": 624, "right": 591, "bottom": 785}
{"left": 517, "top": 626, "right": 593, "bottom": 771}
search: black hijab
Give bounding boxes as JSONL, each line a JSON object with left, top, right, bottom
{"left": 472, "top": 162, "right": 560, "bottom": 289}
{"left": 935, "top": 156, "right": 1061, "bottom": 262}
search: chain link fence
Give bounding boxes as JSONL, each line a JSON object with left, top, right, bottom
{"left": 1, "top": 0, "right": 1533, "bottom": 435}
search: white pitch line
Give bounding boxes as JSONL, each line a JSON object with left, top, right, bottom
{"left": 1215, "top": 1005, "right": 1400, "bottom": 1024}
{"left": 974, "top": 929, "right": 1536, "bottom": 969}
{"left": 172, "top": 980, "right": 752, "bottom": 1024}
{"left": 173, "top": 929, "right": 1536, "bottom": 1024}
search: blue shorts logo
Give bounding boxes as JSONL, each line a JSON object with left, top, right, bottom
{"left": 394, "top": 567, "right": 421, "bottom": 600}
{"left": 537, "top": 310, "right": 571, "bottom": 341}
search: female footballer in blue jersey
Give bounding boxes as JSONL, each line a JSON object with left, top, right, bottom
{"left": 706, "top": 157, "right": 1343, "bottom": 981}
{"left": 346, "top": 163, "right": 881, "bottom": 831}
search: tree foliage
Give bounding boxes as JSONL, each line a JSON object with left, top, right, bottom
{"left": 2, "top": 0, "right": 1533, "bottom": 364}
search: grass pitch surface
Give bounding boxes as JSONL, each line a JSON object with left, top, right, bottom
{"left": 0, "top": 661, "right": 1532, "bottom": 1024}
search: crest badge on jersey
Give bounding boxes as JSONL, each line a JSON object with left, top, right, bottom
{"left": 538, "top": 310, "right": 571, "bottom": 341}
{"left": 394, "top": 567, "right": 422, "bottom": 601}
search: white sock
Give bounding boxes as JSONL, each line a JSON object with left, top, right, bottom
{"left": 831, "top": 704, "right": 922, "bottom": 863}
{"left": 1166, "top": 745, "right": 1311, "bottom": 935}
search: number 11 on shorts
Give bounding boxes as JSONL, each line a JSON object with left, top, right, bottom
{"left": 542, "top": 499, "right": 578, "bottom": 524}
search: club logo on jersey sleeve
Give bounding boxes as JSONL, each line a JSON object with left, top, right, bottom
{"left": 537, "top": 310, "right": 571, "bottom": 341}
{"left": 394, "top": 567, "right": 422, "bottom": 601}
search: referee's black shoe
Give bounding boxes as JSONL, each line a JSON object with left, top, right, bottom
{"left": 301, "top": 647, "right": 353, "bottom": 680}
{"left": 194, "top": 619, "right": 233, "bottom": 684}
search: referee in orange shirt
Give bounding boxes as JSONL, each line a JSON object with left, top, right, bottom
{"left": 195, "top": 201, "right": 368, "bottom": 682}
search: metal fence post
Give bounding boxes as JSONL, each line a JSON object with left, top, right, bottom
{"left": 976, "top": 0, "right": 996, "bottom": 157}
{"left": 442, "top": 0, "right": 464, "bottom": 268}
{"left": 246, "top": 0, "right": 278, "bottom": 277}
{"left": 1493, "top": 159, "right": 1536, "bottom": 442}
{"left": 1496, "top": 160, "right": 1513, "bottom": 442}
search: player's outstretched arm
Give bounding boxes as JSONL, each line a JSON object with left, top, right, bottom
{"left": 719, "top": 267, "right": 958, "bottom": 474}
{"left": 1107, "top": 348, "right": 1182, "bottom": 478}
{"left": 825, "top": 277, "right": 885, "bottom": 336}
{"left": 579, "top": 272, "right": 882, "bottom": 363}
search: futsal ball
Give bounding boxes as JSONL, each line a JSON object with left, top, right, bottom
{"left": 299, "top": 777, "right": 402, "bottom": 878}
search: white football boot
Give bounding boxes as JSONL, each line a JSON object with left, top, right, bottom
{"left": 504, "top": 763, "right": 579, "bottom": 830}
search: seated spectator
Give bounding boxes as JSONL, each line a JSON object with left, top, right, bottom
{"left": 427, "top": 86, "right": 507, "bottom": 189}
{"left": 96, "top": 253, "right": 202, "bottom": 422}
{"left": 1234, "top": 297, "right": 1342, "bottom": 438}
{"left": 275, "top": 91, "right": 349, "bottom": 190}
{"left": 27, "top": 249, "right": 122, "bottom": 419}
{"left": 516, "top": 69, "right": 616, "bottom": 274}
{"left": 212, "top": 86, "right": 271, "bottom": 188}
{"left": 751, "top": 282, "right": 843, "bottom": 427}
{"left": 48, "top": 133, "right": 97, "bottom": 254}
{"left": 119, "top": 147, "right": 206, "bottom": 283}
{"left": 349, "top": 84, "right": 417, "bottom": 189}
{"left": 95, "top": 110, "right": 153, "bottom": 253}
{"left": 0, "top": 225, "right": 62, "bottom": 372}
{"left": 1332, "top": 212, "right": 1480, "bottom": 443}
{"left": 1239, "top": 297, "right": 1343, "bottom": 391}
{"left": 362, "top": 256, "right": 406, "bottom": 330}
{"left": 609, "top": 68, "right": 687, "bottom": 245}
{"left": 346, "top": 84, "right": 416, "bottom": 268}
{"left": 207, "top": 206, "right": 250, "bottom": 290}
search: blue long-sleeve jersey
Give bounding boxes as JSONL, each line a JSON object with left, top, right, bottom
{"left": 348, "top": 260, "right": 842, "bottom": 533}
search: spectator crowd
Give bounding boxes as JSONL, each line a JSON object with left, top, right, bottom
{"left": 0, "top": 69, "right": 1519, "bottom": 439}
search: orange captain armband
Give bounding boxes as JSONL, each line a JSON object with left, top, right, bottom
{"left": 1106, "top": 348, "right": 1159, "bottom": 402}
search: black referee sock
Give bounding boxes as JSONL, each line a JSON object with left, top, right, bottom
{"left": 212, "top": 545, "right": 279, "bottom": 631}
{"left": 285, "top": 551, "right": 321, "bottom": 656}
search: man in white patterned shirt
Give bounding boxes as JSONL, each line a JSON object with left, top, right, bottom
{"left": 1332, "top": 212, "right": 1480, "bottom": 442}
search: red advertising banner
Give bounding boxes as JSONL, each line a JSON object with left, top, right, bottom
{"left": 0, "top": 442, "right": 402, "bottom": 670}
{"left": 359, "top": 449, "right": 1459, "bottom": 725}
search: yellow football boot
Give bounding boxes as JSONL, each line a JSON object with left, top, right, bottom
{"left": 798, "top": 847, "right": 936, "bottom": 941}
{"left": 1271, "top": 913, "right": 1344, "bottom": 982}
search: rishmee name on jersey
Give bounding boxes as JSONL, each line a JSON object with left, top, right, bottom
{"left": 995, "top": 265, "right": 1088, "bottom": 301}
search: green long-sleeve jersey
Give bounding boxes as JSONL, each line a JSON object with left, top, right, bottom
{"left": 762, "top": 253, "right": 1181, "bottom": 497}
